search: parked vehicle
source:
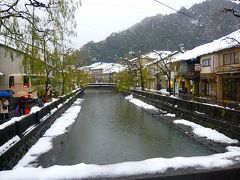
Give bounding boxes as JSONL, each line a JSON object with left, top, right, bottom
{"left": 8, "top": 74, "right": 51, "bottom": 100}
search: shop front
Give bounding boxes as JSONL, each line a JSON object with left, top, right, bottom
{"left": 200, "top": 73, "right": 217, "bottom": 99}
{"left": 217, "top": 72, "right": 240, "bottom": 102}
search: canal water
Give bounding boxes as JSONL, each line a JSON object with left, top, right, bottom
{"left": 57, "top": 89, "right": 214, "bottom": 165}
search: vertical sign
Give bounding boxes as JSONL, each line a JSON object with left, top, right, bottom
{"left": 195, "top": 64, "right": 201, "bottom": 72}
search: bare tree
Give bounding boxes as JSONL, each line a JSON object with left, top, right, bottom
{"left": 153, "top": 51, "right": 181, "bottom": 95}
{"left": 128, "top": 52, "right": 146, "bottom": 91}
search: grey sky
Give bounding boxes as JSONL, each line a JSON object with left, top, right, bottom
{"left": 73, "top": 0, "right": 206, "bottom": 48}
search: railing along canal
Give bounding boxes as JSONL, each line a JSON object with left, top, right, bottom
{"left": 0, "top": 89, "right": 84, "bottom": 170}
{"left": 132, "top": 89, "right": 240, "bottom": 140}
{"left": 1, "top": 88, "right": 240, "bottom": 179}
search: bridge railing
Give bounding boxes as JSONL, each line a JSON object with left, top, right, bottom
{"left": 84, "top": 83, "right": 116, "bottom": 89}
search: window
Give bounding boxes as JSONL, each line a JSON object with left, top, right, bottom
{"left": 9, "top": 76, "right": 15, "bottom": 88}
{"left": 223, "top": 78, "right": 239, "bottom": 101}
{"left": 206, "top": 82, "right": 211, "bottom": 96}
{"left": 223, "top": 52, "right": 239, "bottom": 65}
{"left": 203, "top": 80, "right": 212, "bottom": 96}
{"left": 23, "top": 75, "right": 29, "bottom": 88}
{"left": 202, "top": 58, "right": 211, "bottom": 67}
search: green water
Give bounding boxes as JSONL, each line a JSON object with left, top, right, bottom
{"left": 57, "top": 89, "right": 214, "bottom": 165}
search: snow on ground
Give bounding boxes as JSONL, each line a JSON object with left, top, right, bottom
{"left": 13, "top": 98, "right": 84, "bottom": 168}
{"left": 0, "top": 94, "right": 80, "bottom": 155}
{"left": 15, "top": 137, "right": 53, "bottom": 168}
{"left": 125, "top": 94, "right": 158, "bottom": 112}
{"left": 0, "top": 146, "right": 240, "bottom": 179}
{"left": 125, "top": 95, "right": 237, "bottom": 144}
{"left": 174, "top": 119, "right": 238, "bottom": 144}
{"left": 1, "top": 97, "right": 240, "bottom": 179}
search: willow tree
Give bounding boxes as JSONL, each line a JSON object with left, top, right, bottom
{"left": 0, "top": 0, "right": 80, "bottom": 45}
{"left": 50, "top": 46, "right": 78, "bottom": 95}
{"left": 67, "top": 50, "right": 90, "bottom": 88}
{"left": 115, "top": 71, "right": 133, "bottom": 92}
{"left": 0, "top": 0, "right": 81, "bottom": 96}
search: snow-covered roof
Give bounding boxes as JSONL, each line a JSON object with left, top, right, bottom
{"left": 175, "top": 29, "right": 240, "bottom": 61}
{"left": 129, "top": 57, "right": 138, "bottom": 62}
{"left": 91, "top": 63, "right": 113, "bottom": 70}
{"left": 88, "top": 62, "right": 103, "bottom": 68}
{"left": 145, "top": 51, "right": 182, "bottom": 66}
{"left": 143, "top": 51, "right": 172, "bottom": 60}
{"left": 231, "top": 0, "right": 240, "bottom": 4}
{"left": 129, "top": 51, "right": 172, "bottom": 65}
{"left": 80, "top": 62, "right": 103, "bottom": 70}
{"left": 129, "top": 51, "right": 171, "bottom": 63}
{"left": 102, "top": 64, "right": 126, "bottom": 74}
{"left": 81, "top": 62, "right": 125, "bottom": 74}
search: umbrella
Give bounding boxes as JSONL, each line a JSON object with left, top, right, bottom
{"left": 0, "top": 90, "right": 12, "bottom": 97}
{"left": 0, "top": 89, "right": 15, "bottom": 95}
{"left": 13, "top": 91, "right": 29, "bottom": 98}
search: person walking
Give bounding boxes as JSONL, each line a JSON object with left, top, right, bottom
{"left": 18, "top": 96, "right": 26, "bottom": 116}
{"left": 0, "top": 97, "right": 9, "bottom": 120}
{"left": 37, "top": 95, "right": 43, "bottom": 107}
{"left": 0, "top": 97, "right": 3, "bottom": 120}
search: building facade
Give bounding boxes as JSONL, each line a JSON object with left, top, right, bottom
{"left": 199, "top": 54, "right": 218, "bottom": 99}
{"left": 215, "top": 47, "right": 240, "bottom": 102}
{"left": 0, "top": 44, "right": 24, "bottom": 90}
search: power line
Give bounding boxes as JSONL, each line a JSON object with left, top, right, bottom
{"left": 82, "top": 2, "right": 163, "bottom": 12}
{"left": 153, "top": 0, "right": 197, "bottom": 20}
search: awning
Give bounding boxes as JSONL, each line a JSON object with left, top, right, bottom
{"left": 216, "top": 70, "right": 240, "bottom": 75}
{"left": 200, "top": 73, "right": 216, "bottom": 79}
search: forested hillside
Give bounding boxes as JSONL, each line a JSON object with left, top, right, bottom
{"left": 80, "top": 0, "right": 240, "bottom": 63}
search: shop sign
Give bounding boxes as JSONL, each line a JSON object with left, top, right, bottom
{"left": 195, "top": 64, "right": 201, "bottom": 72}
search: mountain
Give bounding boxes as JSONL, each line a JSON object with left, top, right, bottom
{"left": 80, "top": 0, "right": 240, "bottom": 64}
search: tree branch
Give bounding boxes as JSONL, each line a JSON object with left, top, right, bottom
{"left": 223, "top": 37, "right": 240, "bottom": 44}
{"left": 223, "top": 8, "right": 240, "bottom": 18}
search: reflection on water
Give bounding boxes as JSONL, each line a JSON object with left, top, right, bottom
{"left": 57, "top": 89, "right": 214, "bottom": 165}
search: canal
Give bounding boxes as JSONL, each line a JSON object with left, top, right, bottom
{"left": 57, "top": 89, "right": 214, "bottom": 165}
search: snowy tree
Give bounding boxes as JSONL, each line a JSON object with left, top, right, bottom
{"left": 152, "top": 51, "right": 181, "bottom": 95}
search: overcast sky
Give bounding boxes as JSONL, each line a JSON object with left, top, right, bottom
{"left": 73, "top": 0, "right": 206, "bottom": 48}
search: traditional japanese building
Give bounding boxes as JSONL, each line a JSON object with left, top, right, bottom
{"left": 174, "top": 29, "right": 240, "bottom": 103}
{"left": 215, "top": 47, "right": 240, "bottom": 102}
{"left": 199, "top": 54, "right": 218, "bottom": 99}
